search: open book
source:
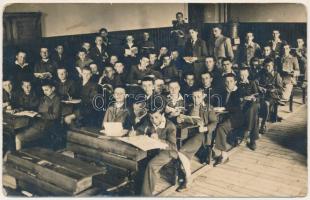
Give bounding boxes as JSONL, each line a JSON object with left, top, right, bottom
{"left": 14, "top": 110, "right": 38, "bottom": 118}
{"left": 61, "top": 99, "right": 82, "bottom": 104}
{"left": 117, "top": 135, "right": 168, "bottom": 151}
{"left": 179, "top": 114, "right": 202, "bottom": 125}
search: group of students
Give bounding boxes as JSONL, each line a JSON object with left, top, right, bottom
{"left": 3, "top": 12, "right": 307, "bottom": 196}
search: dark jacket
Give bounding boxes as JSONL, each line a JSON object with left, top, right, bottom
{"left": 136, "top": 117, "right": 177, "bottom": 152}
{"left": 184, "top": 38, "right": 208, "bottom": 62}
{"left": 15, "top": 91, "right": 40, "bottom": 111}
{"left": 11, "top": 62, "right": 33, "bottom": 88}
{"left": 38, "top": 93, "right": 61, "bottom": 121}
{"left": 185, "top": 103, "right": 218, "bottom": 134}
{"left": 55, "top": 79, "right": 79, "bottom": 100}
{"left": 159, "top": 64, "right": 179, "bottom": 80}
{"left": 102, "top": 103, "right": 133, "bottom": 129}
{"left": 128, "top": 65, "right": 162, "bottom": 84}
{"left": 90, "top": 46, "right": 108, "bottom": 68}
{"left": 34, "top": 59, "right": 57, "bottom": 77}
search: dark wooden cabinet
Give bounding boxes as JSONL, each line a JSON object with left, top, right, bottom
{"left": 3, "top": 12, "right": 42, "bottom": 46}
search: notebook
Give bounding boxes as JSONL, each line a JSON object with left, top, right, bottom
{"left": 102, "top": 122, "right": 125, "bottom": 137}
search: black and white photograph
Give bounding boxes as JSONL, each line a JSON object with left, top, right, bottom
{"left": 1, "top": 1, "right": 308, "bottom": 198}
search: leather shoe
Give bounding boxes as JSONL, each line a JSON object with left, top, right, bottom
{"left": 213, "top": 156, "right": 229, "bottom": 167}
{"left": 247, "top": 141, "right": 256, "bottom": 151}
{"left": 176, "top": 182, "right": 190, "bottom": 192}
{"left": 259, "top": 125, "right": 267, "bottom": 134}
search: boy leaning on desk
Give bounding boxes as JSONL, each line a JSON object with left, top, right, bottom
{"left": 99, "top": 84, "right": 218, "bottom": 195}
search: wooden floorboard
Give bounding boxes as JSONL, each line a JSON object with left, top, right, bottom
{"left": 158, "top": 100, "right": 307, "bottom": 197}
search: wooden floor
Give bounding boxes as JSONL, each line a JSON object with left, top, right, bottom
{"left": 157, "top": 89, "right": 308, "bottom": 197}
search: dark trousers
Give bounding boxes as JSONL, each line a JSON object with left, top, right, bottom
{"left": 141, "top": 150, "right": 173, "bottom": 196}
{"left": 243, "top": 101, "right": 260, "bottom": 141}
{"left": 179, "top": 132, "right": 205, "bottom": 160}
{"left": 15, "top": 119, "right": 53, "bottom": 148}
{"left": 260, "top": 99, "right": 277, "bottom": 124}
{"left": 215, "top": 113, "right": 245, "bottom": 151}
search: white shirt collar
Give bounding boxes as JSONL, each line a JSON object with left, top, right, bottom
{"left": 240, "top": 79, "right": 250, "bottom": 84}
{"left": 115, "top": 102, "right": 125, "bottom": 108}
{"left": 226, "top": 86, "right": 238, "bottom": 93}
{"left": 153, "top": 116, "right": 166, "bottom": 129}
{"left": 15, "top": 60, "right": 29, "bottom": 68}
{"left": 167, "top": 93, "right": 183, "bottom": 101}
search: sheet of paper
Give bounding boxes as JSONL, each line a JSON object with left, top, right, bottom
{"left": 125, "top": 49, "right": 132, "bottom": 56}
{"left": 180, "top": 114, "right": 202, "bottom": 124}
{"left": 14, "top": 110, "right": 38, "bottom": 118}
{"left": 117, "top": 135, "right": 168, "bottom": 151}
{"left": 61, "top": 99, "right": 82, "bottom": 104}
{"left": 103, "top": 122, "right": 125, "bottom": 137}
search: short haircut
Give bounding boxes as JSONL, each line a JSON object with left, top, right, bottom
{"left": 148, "top": 103, "right": 165, "bottom": 114}
{"left": 55, "top": 43, "right": 64, "bottom": 48}
{"left": 223, "top": 73, "right": 236, "bottom": 80}
{"left": 89, "top": 62, "right": 97, "bottom": 66}
{"left": 16, "top": 49, "right": 26, "bottom": 56}
{"left": 183, "top": 71, "right": 195, "bottom": 79}
{"left": 188, "top": 26, "right": 199, "bottom": 33}
{"left": 213, "top": 24, "right": 223, "bottom": 30}
{"left": 222, "top": 57, "right": 232, "bottom": 63}
{"left": 191, "top": 86, "right": 203, "bottom": 94}
{"left": 168, "top": 78, "right": 180, "bottom": 86}
{"left": 239, "top": 67, "right": 249, "bottom": 72}
{"left": 99, "top": 28, "right": 108, "bottom": 33}
{"left": 82, "top": 41, "right": 91, "bottom": 45}
{"left": 201, "top": 70, "right": 213, "bottom": 78}
{"left": 40, "top": 46, "right": 48, "bottom": 51}
{"left": 114, "top": 61, "right": 124, "bottom": 66}
{"left": 141, "top": 76, "right": 155, "bottom": 84}
{"left": 176, "top": 12, "right": 183, "bottom": 17}
{"left": 21, "top": 77, "right": 33, "bottom": 85}
{"left": 41, "top": 79, "right": 55, "bottom": 87}
{"left": 95, "top": 34, "right": 103, "bottom": 39}
{"left": 250, "top": 57, "right": 259, "bottom": 64}
{"left": 205, "top": 55, "right": 216, "bottom": 61}
{"left": 114, "top": 85, "right": 126, "bottom": 93}
{"left": 82, "top": 66, "right": 92, "bottom": 72}
{"left": 78, "top": 48, "right": 87, "bottom": 54}
{"left": 263, "top": 57, "right": 274, "bottom": 66}
{"left": 282, "top": 41, "right": 290, "bottom": 47}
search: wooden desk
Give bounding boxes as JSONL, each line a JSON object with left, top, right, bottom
{"left": 3, "top": 112, "right": 32, "bottom": 153}
{"left": 4, "top": 148, "right": 105, "bottom": 196}
{"left": 176, "top": 123, "right": 199, "bottom": 149}
{"left": 3, "top": 112, "right": 31, "bottom": 133}
{"left": 66, "top": 127, "right": 148, "bottom": 171}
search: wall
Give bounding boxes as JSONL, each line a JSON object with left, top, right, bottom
{"left": 4, "top": 3, "right": 188, "bottom": 37}
{"left": 230, "top": 3, "right": 307, "bottom": 23}
{"left": 202, "top": 3, "right": 307, "bottom": 23}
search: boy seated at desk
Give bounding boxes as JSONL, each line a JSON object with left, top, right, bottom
{"left": 63, "top": 66, "right": 99, "bottom": 126}
{"left": 138, "top": 105, "right": 177, "bottom": 196}
{"left": 165, "top": 79, "right": 185, "bottom": 124}
{"left": 101, "top": 85, "right": 133, "bottom": 135}
{"left": 3, "top": 77, "right": 16, "bottom": 111}
{"left": 176, "top": 86, "right": 218, "bottom": 192}
{"left": 55, "top": 67, "right": 80, "bottom": 122}
{"left": 213, "top": 73, "right": 245, "bottom": 166}
{"left": 14, "top": 78, "right": 40, "bottom": 111}
{"left": 238, "top": 67, "right": 260, "bottom": 150}
{"left": 15, "top": 80, "right": 61, "bottom": 150}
